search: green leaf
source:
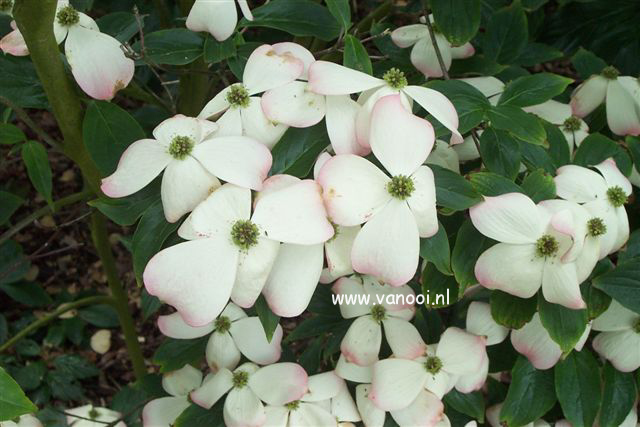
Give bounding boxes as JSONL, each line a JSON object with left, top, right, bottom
{"left": 619, "top": 229, "right": 640, "bottom": 264}
{"left": 153, "top": 336, "right": 208, "bottom": 372}
{"left": 538, "top": 294, "right": 588, "bottom": 352}
{"left": 325, "top": 0, "right": 351, "bottom": 31}
{"left": 132, "top": 199, "right": 181, "bottom": 284}
{"left": 592, "top": 259, "right": 640, "bottom": 314}
{"left": 599, "top": 362, "right": 637, "bottom": 427}
{"left": 469, "top": 172, "right": 523, "bottom": 196}
{"left": 521, "top": 169, "right": 556, "bottom": 202}
{"left": 573, "top": 133, "right": 619, "bottom": 167}
{"left": 490, "top": 291, "right": 537, "bottom": 329}
{"left": 571, "top": 48, "right": 607, "bottom": 80}
{"left": 483, "top": 0, "right": 528, "bottom": 65}
{"left": 137, "top": 29, "right": 204, "bottom": 65}
{"left": 431, "top": 165, "right": 482, "bottom": 212}
{"left": 500, "top": 357, "right": 556, "bottom": 426}
{"left": 0, "top": 281, "right": 52, "bottom": 307}
{"left": 174, "top": 402, "right": 224, "bottom": 427}
{"left": 449, "top": 55, "right": 506, "bottom": 76}
{"left": 479, "top": 128, "right": 521, "bottom": 179}
{"left": 425, "top": 80, "right": 491, "bottom": 134}
{"left": 451, "top": 220, "right": 492, "bottom": 290}
{"left": 444, "top": 389, "right": 485, "bottom": 423}
{"left": 487, "top": 105, "right": 546, "bottom": 146}
{"left": 519, "top": 141, "right": 557, "bottom": 174}
{"left": 554, "top": 350, "right": 601, "bottom": 427}
{"left": 240, "top": 0, "right": 341, "bottom": 41}
{"left": 254, "top": 295, "right": 280, "bottom": 343}
{"left": 89, "top": 179, "right": 160, "bottom": 226}
{"left": 0, "top": 191, "right": 23, "bottom": 225}
{"left": 227, "top": 42, "right": 261, "bottom": 80}
{"left": 21, "top": 141, "right": 52, "bottom": 206}
{"left": 626, "top": 136, "right": 640, "bottom": 173}
{"left": 0, "top": 56, "right": 48, "bottom": 109}
{"left": 0, "top": 367, "right": 37, "bottom": 421}
{"left": 421, "top": 263, "right": 457, "bottom": 308}
{"left": 96, "top": 12, "right": 139, "bottom": 42}
{"left": 78, "top": 304, "right": 120, "bottom": 328}
{"left": 83, "top": 100, "right": 146, "bottom": 175}
{"left": 0, "top": 240, "right": 31, "bottom": 286}
{"left": 53, "top": 355, "right": 99, "bottom": 380}
{"left": 513, "top": 43, "right": 563, "bottom": 67}
{"left": 582, "top": 280, "right": 612, "bottom": 321}
{"left": 430, "top": 0, "right": 480, "bottom": 46}
{"left": 343, "top": 35, "right": 372, "bottom": 75}
{"left": 0, "top": 123, "right": 26, "bottom": 145}
{"left": 545, "top": 120, "right": 570, "bottom": 168}
{"left": 203, "top": 35, "right": 237, "bottom": 64}
{"left": 498, "top": 73, "right": 573, "bottom": 107}
{"left": 270, "top": 121, "right": 329, "bottom": 177}
{"left": 141, "top": 289, "right": 163, "bottom": 321}
{"left": 419, "top": 222, "right": 451, "bottom": 275}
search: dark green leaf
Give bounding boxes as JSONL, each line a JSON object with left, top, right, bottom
{"left": 141, "top": 289, "right": 162, "bottom": 321}
{"left": 174, "top": 402, "right": 224, "bottom": 427}
{"left": 425, "top": 80, "right": 491, "bottom": 134}
{"left": 431, "top": 165, "right": 482, "bottom": 212}
{"left": 0, "top": 191, "right": 23, "bottom": 225}
{"left": 469, "top": 172, "right": 524, "bottom": 196}
{"left": 599, "top": 362, "right": 637, "bottom": 427}
{"left": 270, "top": 121, "right": 329, "bottom": 177}
{"left": 153, "top": 336, "right": 209, "bottom": 372}
{"left": 0, "top": 240, "right": 30, "bottom": 286}
{"left": 500, "top": 357, "right": 556, "bottom": 426}
{"left": 0, "top": 56, "right": 48, "bottom": 109}
{"left": 618, "top": 230, "right": 640, "bottom": 264}
{"left": 487, "top": 338, "right": 519, "bottom": 373}
{"left": 227, "top": 42, "right": 261, "bottom": 80}
{"left": 0, "top": 281, "right": 52, "bottom": 307}
{"left": 0, "top": 367, "right": 38, "bottom": 421}
{"left": 483, "top": 0, "right": 528, "bottom": 64}
{"left": 419, "top": 222, "right": 451, "bottom": 275}
{"left": 13, "top": 362, "right": 46, "bottom": 392}
{"left": 298, "top": 336, "right": 324, "bottom": 373}
{"left": 255, "top": 295, "right": 280, "bottom": 343}
{"left": 286, "top": 315, "right": 346, "bottom": 342}
{"left": 96, "top": 12, "right": 139, "bottom": 42}
{"left": 571, "top": 48, "right": 607, "bottom": 80}
{"left": 21, "top": 141, "right": 53, "bottom": 205}
{"left": 203, "top": 35, "right": 237, "bottom": 64}
{"left": 449, "top": 56, "right": 506, "bottom": 76}
{"left": 421, "top": 263, "right": 457, "bottom": 308}
{"left": 521, "top": 169, "right": 556, "bottom": 202}
{"left": 545, "top": 120, "right": 570, "bottom": 168}
{"left": 487, "top": 105, "right": 546, "bottom": 146}
{"left": 137, "top": 29, "right": 204, "bottom": 65}
{"left": 53, "top": 355, "right": 99, "bottom": 380}
{"left": 78, "top": 304, "right": 120, "bottom": 328}
{"left": 240, "top": 0, "right": 341, "bottom": 41}
{"left": 431, "top": 0, "right": 480, "bottom": 45}
{"left": 554, "top": 350, "right": 601, "bottom": 427}
{"left": 325, "top": 0, "right": 351, "bottom": 31}
{"left": 519, "top": 141, "right": 557, "bottom": 174}
{"left": 0, "top": 123, "right": 26, "bottom": 145}
{"left": 513, "top": 43, "right": 563, "bottom": 67}
{"left": 490, "top": 290, "right": 537, "bottom": 329}
{"left": 499, "top": 73, "right": 573, "bottom": 107}
{"left": 582, "top": 280, "right": 612, "bottom": 321}
{"left": 83, "top": 100, "right": 146, "bottom": 175}
{"left": 15, "top": 339, "right": 40, "bottom": 357}
{"left": 479, "top": 128, "right": 521, "bottom": 179}
{"left": 626, "top": 136, "right": 640, "bottom": 174}
{"left": 592, "top": 259, "right": 640, "bottom": 314}
{"left": 573, "top": 133, "right": 619, "bottom": 167}
{"left": 451, "top": 220, "right": 491, "bottom": 290}
{"left": 538, "top": 294, "right": 588, "bottom": 352}
{"left": 444, "top": 389, "right": 485, "bottom": 423}
{"left": 132, "top": 199, "right": 181, "bottom": 284}
{"left": 89, "top": 180, "right": 160, "bottom": 226}
{"left": 343, "top": 35, "right": 372, "bottom": 75}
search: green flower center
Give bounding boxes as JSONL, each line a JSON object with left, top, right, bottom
{"left": 387, "top": 175, "right": 415, "bottom": 200}
{"left": 0, "top": 0, "right": 13, "bottom": 12}
{"left": 606, "top": 186, "right": 627, "bottom": 207}
{"left": 285, "top": 400, "right": 300, "bottom": 411}
{"left": 563, "top": 116, "right": 582, "bottom": 132}
{"left": 587, "top": 217, "right": 607, "bottom": 237}
{"left": 56, "top": 5, "right": 80, "bottom": 26}
{"left": 214, "top": 315, "right": 231, "bottom": 334}
{"left": 535, "top": 234, "right": 559, "bottom": 257}
{"left": 231, "top": 220, "right": 259, "bottom": 250}
{"left": 226, "top": 84, "right": 250, "bottom": 108}
{"left": 168, "top": 135, "right": 194, "bottom": 160}
{"left": 88, "top": 408, "right": 99, "bottom": 419}
{"left": 383, "top": 68, "right": 408, "bottom": 90}
{"left": 424, "top": 356, "right": 442, "bottom": 374}
{"left": 370, "top": 304, "right": 387, "bottom": 323}
{"left": 601, "top": 66, "right": 619, "bottom": 80}
{"left": 634, "top": 318, "right": 640, "bottom": 334}
{"left": 232, "top": 371, "right": 249, "bottom": 389}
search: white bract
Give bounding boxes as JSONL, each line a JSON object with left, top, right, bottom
{"left": 0, "top": 415, "right": 42, "bottom": 427}
{"left": 592, "top": 300, "right": 640, "bottom": 372}
{"left": 158, "top": 302, "right": 283, "bottom": 372}
{"left": 186, "top": 0, "right": 253, "bottom": 42}
{"left": 66, "top": 405, "right": 126, "bottom": 427}
{"left": 524, "top": 100, "right": 589, "bottom": 152}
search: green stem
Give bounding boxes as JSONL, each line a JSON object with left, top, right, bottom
{"left": 0, "top": 295, "right": 115, "bottom": 353}
{"left": 422, "top": 0, "right": 449, "bottom": 80}
{"left": 0, "top": 95, "right": 63, "bottom": 151}
{"left": 90, "top": 212, "right": 146, "bottom": 379}
{"left": 12, "top": 0, "right": 103, "bottom": 194}
{"left": 0, "top": 190, "right": 90, "bottom": 247}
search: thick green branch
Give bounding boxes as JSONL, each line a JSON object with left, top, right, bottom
{"left": 0, "top": 295, "right": 115, "bottom": 353}
{"left": 90, "top": 212, "right": 146, "bottom": 379}
{"left": 12, "top": 0, "right": 103, "bottom": 193}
